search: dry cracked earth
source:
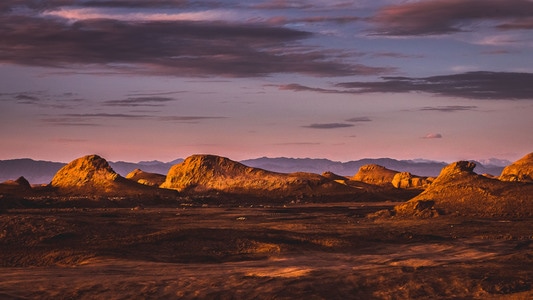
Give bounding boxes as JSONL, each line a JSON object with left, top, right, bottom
{"left": 1, "top": 202, "right": 533, "bottom": 299}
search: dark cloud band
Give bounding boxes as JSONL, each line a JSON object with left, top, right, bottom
{"left": 0, "top": 5, "right": 385, "bottom": 78}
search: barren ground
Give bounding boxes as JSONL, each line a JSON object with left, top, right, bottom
{"left": 1, "top": 202, "right": 532, "bottom": 299}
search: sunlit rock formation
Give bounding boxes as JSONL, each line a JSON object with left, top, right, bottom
{"left": 161, "top": 154, "right": 358, "bottom": 199}
{"left": 499, "top": 152, "right": 533, "bottom": 182}
{"left": 394, "top": 160, "right": 533, "bottom": 218}
{"left": 50, "top": 155, "right": 177, "bottom": 198}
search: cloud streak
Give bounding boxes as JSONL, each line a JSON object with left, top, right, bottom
{"left": 159, "top": 116, "right": 227, "bottom": 123}
{"left": 337, "top": 72, "right": 533, "bottom": 100}
{"left": 103, "top": 97, "right": 177, "bottom": 107}
{"left": 420, "top": 106, "right": 477, "bottom": 112}
{"left": 303, "top": 123, "right": 354, "bottom": 129}
{"left": 278, "top": 72, "right": 533, "bottom": 100}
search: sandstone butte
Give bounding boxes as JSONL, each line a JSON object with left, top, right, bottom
{"left": 160, "top": 154, "right": 358, "bottom": 199}
{"left": 394, "top": 160, "right": 533, "bottom": 218}
{"left": 499, "top": 152, "right": 533, "bottom": 182}
{"left": 50, "top": 155, "right": 176, "bottom": 197}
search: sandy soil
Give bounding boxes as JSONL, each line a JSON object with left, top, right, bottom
{"left": 1, "top": 203, "right": 532, "bottom": 299}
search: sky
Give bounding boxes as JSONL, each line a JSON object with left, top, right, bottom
{"left": 1, "top": 0, "right": 532, "bottom": 163}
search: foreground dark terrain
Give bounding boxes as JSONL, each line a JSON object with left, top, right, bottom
{"left": 1, "top": 203, "right": 532, "bottom": 299}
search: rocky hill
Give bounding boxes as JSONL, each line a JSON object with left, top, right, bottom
{"left": 160, "top": 155, "right": 359, "bottom": 200}
{"left": 499, "top": 152, "right": 533, "bottom": 182}
{"left": 126, "top": 169, "right": 166, "bottom": 187}
{"left": 393, "top": 160, "right": 533, "bottom": 218}
{"left": 50, "top": 155, "right": 177, "bottom": 199}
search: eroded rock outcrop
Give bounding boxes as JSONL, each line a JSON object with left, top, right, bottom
{"left": 161, "top": 154, "right": 357, "bottom": 199}
{"left": 500, "top": 152, "right": 533, "bottom": 182}
{"left": 391, "top": 172, "right": 432, "bottom": 189}
{"left": 394, "top": 160, "right": 533, "bottom": 218}
{"left": 126, "top": 169, "right": 166, "bottom": 187}
{"left": 352, "top": 164, "right": 398, "bottom": 186}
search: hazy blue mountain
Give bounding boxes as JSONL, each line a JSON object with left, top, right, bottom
{"left": 0, "top": 159, "right": 66, "bottom": 184}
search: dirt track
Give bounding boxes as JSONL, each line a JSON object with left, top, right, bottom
{"left": 1, "top": 203, "right": 532, "bottom": 299}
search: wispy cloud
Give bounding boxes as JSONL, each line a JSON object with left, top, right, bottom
{"left": 4, "top": 91, "right": 84, "bottom": 109}
{"left": 40, "top": 117, "right": 101, "bottom": 127}
{"left": 277, "top": 84, "right": 341, "bottom": 93}
{"left": 370, "top": 0, "right": 533, "bottom": 36}
{"left": 40, "top": 112, "right": 151, "bottom": 126}
{"left": 277, "top": 71, "right": 533, "bottom": 100}
{"left": 49, "top": 138, "right": 88, "bottom": 143}
{"left": 63, "top": 113, "right": 150, "bottom": 119}
{"left": 345, "top": 117, "right": 372, "bottom": 123}
{"left": 274, "top": 142, "right": 321, "bottom": 146}
{"left": 303, "top": 123, "right": 354, "bottom": 129}
{"left": 159, "top": 116, "right": 227, "bottom": 123}
{"left": 420, "top": 106, "right": 477, "bottom": 112}
{"left": 103, "top": 96, "right": 177, "bottom": 107}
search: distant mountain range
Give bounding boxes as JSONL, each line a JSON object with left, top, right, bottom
{"left": 0, "top": 156, "right": 509, "bottom": 185}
